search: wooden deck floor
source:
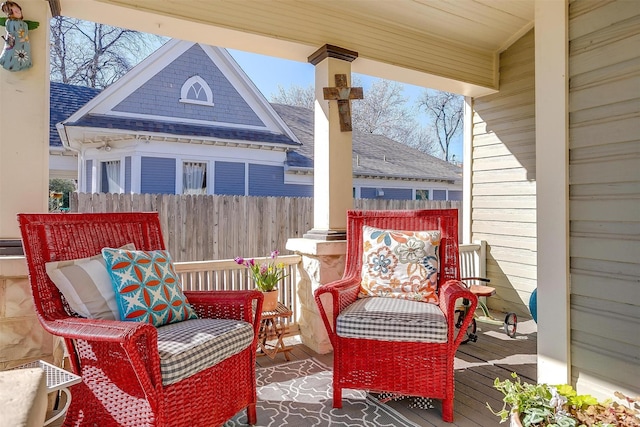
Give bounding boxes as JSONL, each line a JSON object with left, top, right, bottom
{"left": 258, "top": 314, "right": 538, "bottom": 426}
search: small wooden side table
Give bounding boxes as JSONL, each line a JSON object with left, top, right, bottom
{"left": 258, "top": 302, "right": 293, "bottom": 361}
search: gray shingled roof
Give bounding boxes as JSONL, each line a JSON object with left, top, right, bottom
{"left": 50, "top": 82, "right": 101, "bottom": 147}
{"left": 66, "top": 114, "right": 299, "bottom": 145}
{"left": 273, "top": 104, "right": 462, "bottom": 182}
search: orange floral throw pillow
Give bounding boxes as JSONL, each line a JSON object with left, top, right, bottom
{"left": 359, "top": 226, "right": 440, "bottom": 303}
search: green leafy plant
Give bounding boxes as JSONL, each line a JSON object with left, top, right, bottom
{"left": 234, "top": 250, "right": 287, "bottom": 292}
{"left": 488, "top": 373, "right": 640, "bottom": 427}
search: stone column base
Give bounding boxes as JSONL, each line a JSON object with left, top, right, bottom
{"left": 286, "top": 238, "right": 346, "bottom": 354}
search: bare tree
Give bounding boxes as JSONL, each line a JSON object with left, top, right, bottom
{"left": 270, "top": 84, "right": 315, "bottom": 110}
{"left": 50, "top": 17, "right": 166, "bottom": 89}
{"left": 271, "top": 77, "right": 431, "bottom": 152}
{"left": 417, "top": 90, "right": 463, "bottom": 162}
{"left": 351, "top": 77, "right": 421, "bottom": 146}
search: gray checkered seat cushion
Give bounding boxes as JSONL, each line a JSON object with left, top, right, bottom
{"left": 336, "top": 297, "right": 448, "bottom": 343}
{"left": 156, "top": 318, "right": 254, "bottom": 386}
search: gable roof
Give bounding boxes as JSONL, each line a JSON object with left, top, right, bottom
{"left": 59, "top": 40, "right": 300, "bottom": 149}
{"left": 50, "top": 82, "right": 101, "bottom": 148}
{"left": 273, "top": 104, "right": 461, "bottom": 183}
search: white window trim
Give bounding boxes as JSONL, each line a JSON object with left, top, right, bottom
{"left": 179, "top": 75, "right": 214, "bottom": 107}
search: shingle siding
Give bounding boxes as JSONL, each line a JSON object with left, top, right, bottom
{"left": 140, "top": 157, "right": 176, "bottom": 194}
{"left": 112, "top": 44, "right": 264, "bottom": 127}
{"left": 214, "top": 161, "right": 245, "bottom": 195}
{"left": 248, "top": 164, "right": 312, "bottom": 197}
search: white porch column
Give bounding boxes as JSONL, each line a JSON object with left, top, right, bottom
{"left": 0, "top": 0, "right": 50, "bottom": 245}
{"left": 535, "top": 0, "right": 570, "bottom": 384}
{"left": 286, "top": 45, "right": 357, "bottom": 353}
{"left": 304, "top": 44, "right": 355, "bottom": 240}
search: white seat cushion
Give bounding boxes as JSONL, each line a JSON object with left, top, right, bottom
{"left": 156, "top": 318, "right": 254, "bottom": 386}
{"left": 336, "top": 297, "right": 447, "bottom": 343}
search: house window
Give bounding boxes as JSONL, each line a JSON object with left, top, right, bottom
{"left": 183, "top": 162, "right": 207, "bottom": 195}
{"left": 101, "top": 161, "right": 121, "bottom": 193}
{"left": 179, "top": 76, "right": 214, "bottom": 106}
{"left": 415, "top": 189, "right": 429, "bottom": 200}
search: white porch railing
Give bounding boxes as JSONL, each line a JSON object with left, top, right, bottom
{"left": 459, "top": 240, "right": 487, "bottom": 281}
{"left": 174, "top": 255, "right": 302, "bottom": 334}
{"left": 174, "top": 243, "right": 487, "bottom": 336}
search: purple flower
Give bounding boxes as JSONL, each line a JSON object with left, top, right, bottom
{"left": 259, "top": 264, "right": 268, "bottom": 275}
{"left": 248, "top": 259, "right": 255, "bottom": 266}
{"left": 234, "top": 257, "right": 244, "bottom": 265}
{"left": 270, "top": 250, "right": 279, "bottom": 259}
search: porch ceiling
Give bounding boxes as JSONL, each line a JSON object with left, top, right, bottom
{"left": 60, "top": 0, "right": 534, "bottom": 97}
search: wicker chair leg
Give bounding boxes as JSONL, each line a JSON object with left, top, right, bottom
{"left": 333, "top": 386, "right": 343, "bottom": 408}
{"left": 442, "top": 397, "right": 454, "bottom": 422}
{"left": 247, "top": 404, "right": 257, "bottom": 425}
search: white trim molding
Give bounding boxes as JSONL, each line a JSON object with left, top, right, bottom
{"left": 535, "top": 0, "right": 570, "bottom": 385}
{"left": 179, "top": 75, "right": 214, "bottom": 107}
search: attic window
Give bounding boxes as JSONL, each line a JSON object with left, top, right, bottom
{"left": 180, "top": 76, "right": 214, "bottom": 107}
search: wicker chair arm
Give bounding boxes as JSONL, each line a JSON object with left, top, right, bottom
{"left": 314, "top": 276, "right": 360, "bottom": 346}
{"left": 184, "top": 290, "right": 264, "bottom": 340}
{"left": 44, "top": 317, "right": 162, "bottom": 397}
{"left": 439, "top": 279, "right": 478, "bottom": 347}
{"left": 46, "top": 316, "right": 156, "bottom": 342}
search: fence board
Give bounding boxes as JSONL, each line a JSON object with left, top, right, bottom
{"left": 71, "top": 193, "right": 460, "bottom": 262}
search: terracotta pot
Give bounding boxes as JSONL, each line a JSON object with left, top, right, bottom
{"left": 261, "top": 289, "right": 279, "bottom": 312}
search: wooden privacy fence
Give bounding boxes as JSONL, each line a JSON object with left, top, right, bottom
{"left": 70, "top": 193, "right": 461, "bottom": 262}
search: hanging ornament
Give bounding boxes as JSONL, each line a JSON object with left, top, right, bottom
{"left": 0, "top": 1, "right": 39, "bottom": 72}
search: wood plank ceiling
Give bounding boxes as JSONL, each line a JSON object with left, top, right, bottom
{"left": 64, "top": 0, "right": 535, "bottom": 96}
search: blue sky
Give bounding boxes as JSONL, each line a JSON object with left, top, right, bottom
{"left": 229, "top": 49, "right": 425, "bottom": 109}
{"left": 228, "top": 49, "right": 463, "bottom": 161}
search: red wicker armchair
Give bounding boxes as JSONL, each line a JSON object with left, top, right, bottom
{"left": 314, "top": 209, "right": 477, "bottom": 422}
{"left": 18, "top": 212, "right": 262, "bottom": 427}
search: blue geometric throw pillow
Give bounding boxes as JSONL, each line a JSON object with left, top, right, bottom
{"left": 102, "top": 248, "right": 197, "bottom": 326}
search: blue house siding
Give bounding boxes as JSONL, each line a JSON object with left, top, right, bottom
{"left": 214, "top": 161, "right": 245, "bottom": 195}
{"left": 124, "top": 157, "right": 132, "bottom": 193}
{"left": 112, "top": 45, "right": 264, "bottom": 127}
{"left": 448, "top": 190, "right": 462, "bottom": 201}
{"left": 140, "top": 157, "right": 176, "bottom": 194}
{"left": 361, "top": 187, "right": 412, "bottom": 200}
{"left": 433, "top": 190, "right": 447, "bottom": 201}
{"left": 248, "top": 164, "right": 312, "bottom": 197}
{"left": 85, "top": 159, "right": 92, "bottom": 192}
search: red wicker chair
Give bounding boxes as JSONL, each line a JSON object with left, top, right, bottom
{"left": 18, "top": 212, "right": 262, "bottom": 427}
{"left": 314, "top": 209, "right": 477, "bottom": 422}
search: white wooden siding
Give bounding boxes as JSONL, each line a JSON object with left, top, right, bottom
{"left": 568, "top": 0, "right": 640, "bottom": 400}
{"left": 471, "top": 30, "right": 537, "bottom": 317}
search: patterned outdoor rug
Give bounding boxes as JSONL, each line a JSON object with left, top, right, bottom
{"left": 224, "top": 358, "right": 421, "bottom": 426}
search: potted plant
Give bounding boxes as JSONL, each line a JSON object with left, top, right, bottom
{"left": 235, "top": 250, "right": 287, "bottom": 312}
{"left": 488, "top": 373, "right": 639, "bottom": 427}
